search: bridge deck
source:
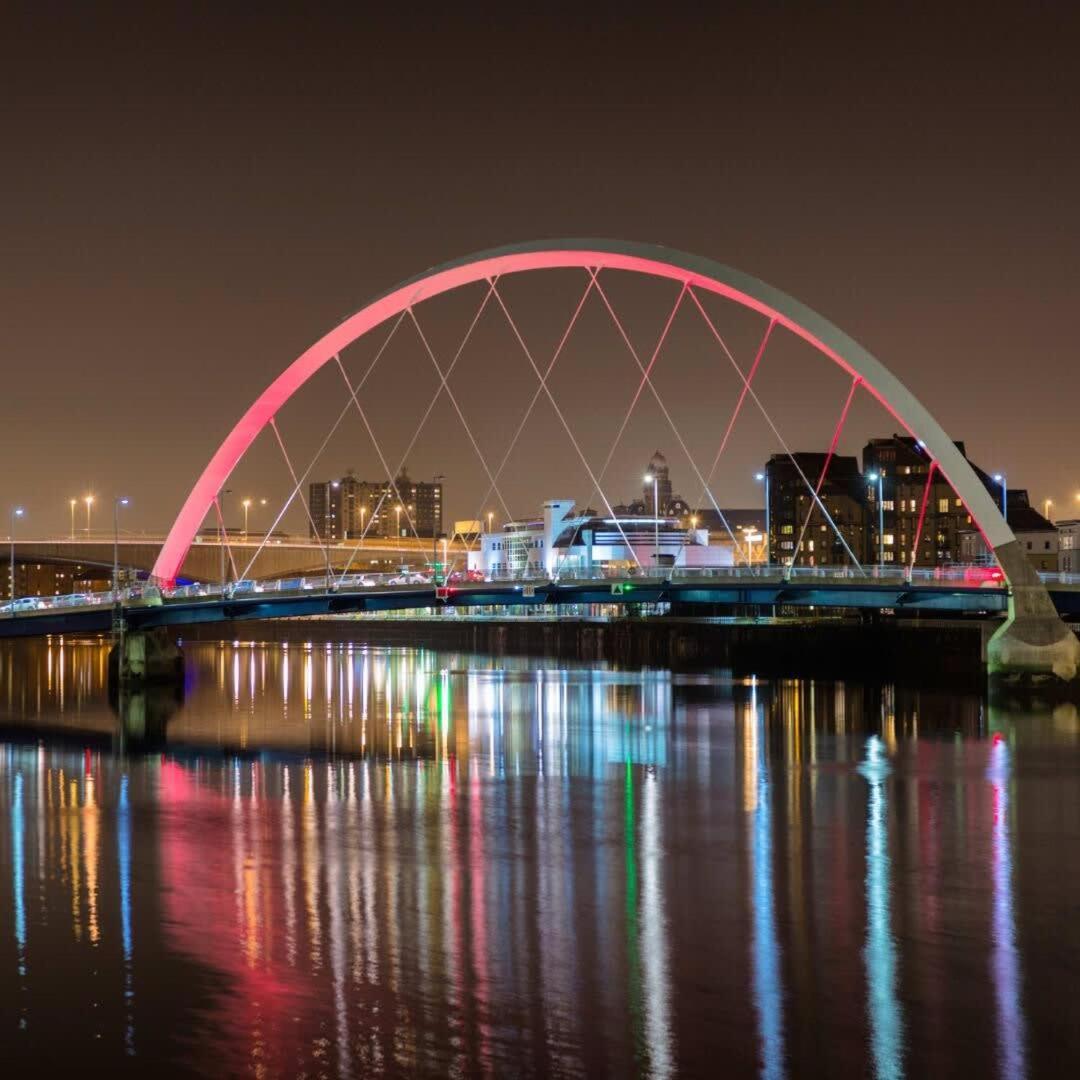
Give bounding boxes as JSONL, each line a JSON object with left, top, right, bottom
{"left": 0, "top": 569, "right": 1033, "bottom": 639}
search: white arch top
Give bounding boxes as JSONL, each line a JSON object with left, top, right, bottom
{"left": 153, "top": 239, "right": 1015, "bottom": 583}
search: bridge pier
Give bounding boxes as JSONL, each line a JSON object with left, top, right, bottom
{"left": 108, "top": 626, "right": 185, "bottom": 690}
{"left": 989, "top": 540, "right": 1080, "bottom": 684}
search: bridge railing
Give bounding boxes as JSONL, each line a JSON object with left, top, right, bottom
{"left": 13, "top": 562, "right": 1079, "bottom": 619}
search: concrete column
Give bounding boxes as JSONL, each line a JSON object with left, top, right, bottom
{"left": 109, "top": 626, "right": 185, "bottom": 688}
{"left": 988, "top": 539, "right": 1080, "bottom": 682}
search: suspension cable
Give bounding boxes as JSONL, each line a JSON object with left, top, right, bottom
{"left": 334, "top": 282, "right": 498, "bottom": 582}
{"left": 693, "top": 319, "right": 775, "bottom": 512}
{"left": 908, "top": 461, "right": 938, "bottom": 579}
{"left": 212, "top": 495, "right": 240, "bottom": 584}
{"left": 488, "top": 278, "right": 645, "bottom": 572}
{"left": 686, "top": 287, "right": 864, "bottom": 570}
{"left": 237, "top": 308, "right": 412, "bottom": 582}
{"left": 406, "top": 308, "right": 516, "bottom": 527}
{"left": 269, "top": 417, "right": 333, "bottom": 580}
{"left": 592, "top": 275, "right": 747, "bottom": 564}
{"left": 468, "top": 271, "right": 598, "bottom": 567}
{"left": 791, "top": 376, "right": 862, "bottom": 569}
{"left": 552, "top": 276, "right": 689, "bottom": 579}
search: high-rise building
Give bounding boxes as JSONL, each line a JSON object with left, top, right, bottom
{"left": 861, "top": 434, "right": 1021, "bottom": 567}
{"left": 765, "top": 452, "right": 867, "bottom": 567}
{"left": 309, "top": 469, "right": 443, "bottom": 540}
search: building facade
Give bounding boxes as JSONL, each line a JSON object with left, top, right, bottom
{"left": 1059, "top": 520, "right": 1080, "bottom": 574}
{"left": 861, "top": 436, "right": 982, "bottom": 567}
{"left": 469, "top": 498, "right": 731, "bottom": 578}
{"left": 309, "top": 469, "right": 443, "bottom": 540}
{"left": 765, "top": 453, "right": 867, "bottom": 567}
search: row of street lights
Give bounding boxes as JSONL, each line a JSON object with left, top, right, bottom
{"left": 9, "top": 496, "right": 129, "bottom": 613}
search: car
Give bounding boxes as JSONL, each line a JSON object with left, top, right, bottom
{"left": 1, "top": 597, "right": 45, "bottom": 613}
{"left": 447, "top": 569, "right": 485, "bottom": 584}
{"left": 963, "top": 565, "right": 1005, "bottom": 588}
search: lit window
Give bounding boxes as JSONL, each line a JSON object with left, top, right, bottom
{"left": 882, "top": 500, "right": 894, "bottom": 511}
{"left": 780, "top": 524, "right": 794, "bottom": 535}
{"left": 883, "top": 534, "right": 895, "bottom": 546}
{"left": 937, "top": 498, "right": 949, "bottom": 514}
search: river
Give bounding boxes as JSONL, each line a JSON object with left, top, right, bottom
{"left": 0, "top": 633, "right": 1077, "bottom": 1077}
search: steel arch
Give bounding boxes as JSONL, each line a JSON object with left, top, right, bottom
{"left": 153, "top": 239, "right": 1015, "bottom": 583}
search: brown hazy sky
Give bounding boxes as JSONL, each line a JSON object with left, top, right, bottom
{"left": 2, "top": 7, "right": 1078, "bottom": 536}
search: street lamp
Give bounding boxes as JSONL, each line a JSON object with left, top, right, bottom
{"left": 242, "top": 498, "right": 252, "bottom": 539}
{"left": 755, "top": 473, "right": 770, "bottom": 565}
{"left": 84, "top": 494, "right": 95, "bottom": 536}
{"left": 867, "top": 471, "right": 885, "bottom": 567}
{"left": 1044, "top": 498, "right": 1053, "bottom": 522}
{"left": 395, "top": 504, "right": 402, "bottom": 539}
{"left": 9, "top": 507, "right": 24, "bottom": 612}
{"left": 487, "top": 511, "right": 494, "bottom": 534}
{"left": 69, "top": 498, "right": 77, "bottom": 541}
{"left": 643, "top": 472, "right": 659, "bottom": 573}
{"left": 113, "top": 497, "right": 129, "bottom": 601}
{"left": 993, "top": 474, "right": 1007, "bottom": 522}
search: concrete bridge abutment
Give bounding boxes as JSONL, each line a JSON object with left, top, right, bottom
{"left": 989, "top": 540, "right": 1080, "bottom": 684}
{"left": 108, "top": 626, "right": 185, "bottom": 690}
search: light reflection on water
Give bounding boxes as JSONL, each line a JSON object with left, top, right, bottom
{"left": 0, "top": 636, "right": 1077, "bottom": 1075}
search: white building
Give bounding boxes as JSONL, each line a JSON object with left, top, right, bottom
{"left": 468, "top": 499, "right": 733, "bottom": 578}
{"left": 1058, "top": 519, "right": 1080, "bottom": 574}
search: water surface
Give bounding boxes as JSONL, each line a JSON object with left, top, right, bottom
{"left": 1, "top": 635, "right": 1078, "bottom": 1077}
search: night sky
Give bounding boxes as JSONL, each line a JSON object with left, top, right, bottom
{"left": 3, "top": 8, "right": 1078, "bottom": 536}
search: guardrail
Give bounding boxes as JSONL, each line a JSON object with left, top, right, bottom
{"left": 4, "top": 561, "right": 1049, "bottom": 619}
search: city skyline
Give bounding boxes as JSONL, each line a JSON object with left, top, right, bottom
{"left": 2, "top": 9, "right": 1079, "bottom": 535}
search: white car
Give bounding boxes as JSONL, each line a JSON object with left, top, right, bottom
{"left": 1, "top": 597, "right": 45, "bottom": 613}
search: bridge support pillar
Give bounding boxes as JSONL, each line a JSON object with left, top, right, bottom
{"left": 988, "top": 540, "right": 1080, "bottom": 683}
{"left": 109, "top": 626, "right": 185, "bottom": 689}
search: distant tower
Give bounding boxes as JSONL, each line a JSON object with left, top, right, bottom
{"left": 644, "top": 450, "right": 673, "bottom": 514}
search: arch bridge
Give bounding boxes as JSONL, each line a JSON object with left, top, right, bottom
{"left": 15, "top": 242, "right": 1080, "bottom": 680}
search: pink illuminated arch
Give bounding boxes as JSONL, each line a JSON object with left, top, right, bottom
{"left": 153, "top": 239, "right": 1016, "bottom": 583}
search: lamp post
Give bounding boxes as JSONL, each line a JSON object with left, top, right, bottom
{"left": 1044, "top": 498, "right": 1053, "bottom": 523}
{"left": 113, "top": 497, "right": 129, "bottom": 601}
{"left": 993, "top": 474, "right": 1007, "bottom": 522}
{"left": 84, "top": 494, "right": 94, "bottom": 536}
{"left": 242, "top": 498, "right": 252, "bottom": 539}
{"left": 867, "top": 471, "right": 885, "bottom": 567}
{"left": 487, "top": 511, "right": 494, "bottom": 534}
{"left": 395, "top": 504, "right": 402, "bottom": 543}
{"left": 644, "top": 472, "right": 659, "bottom": 574}
{"left": 755, "top": 472, "right": 770, "bottom": 566}
{"left": 69, "top": 498, "right": 77, "bottom": 541}
{"left": 9, "top": 507, "right": 24, "bottom": 614}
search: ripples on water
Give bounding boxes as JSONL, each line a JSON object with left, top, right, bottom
{"left": 0, "top": 635, "right": 1079, "bottom": 1077}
